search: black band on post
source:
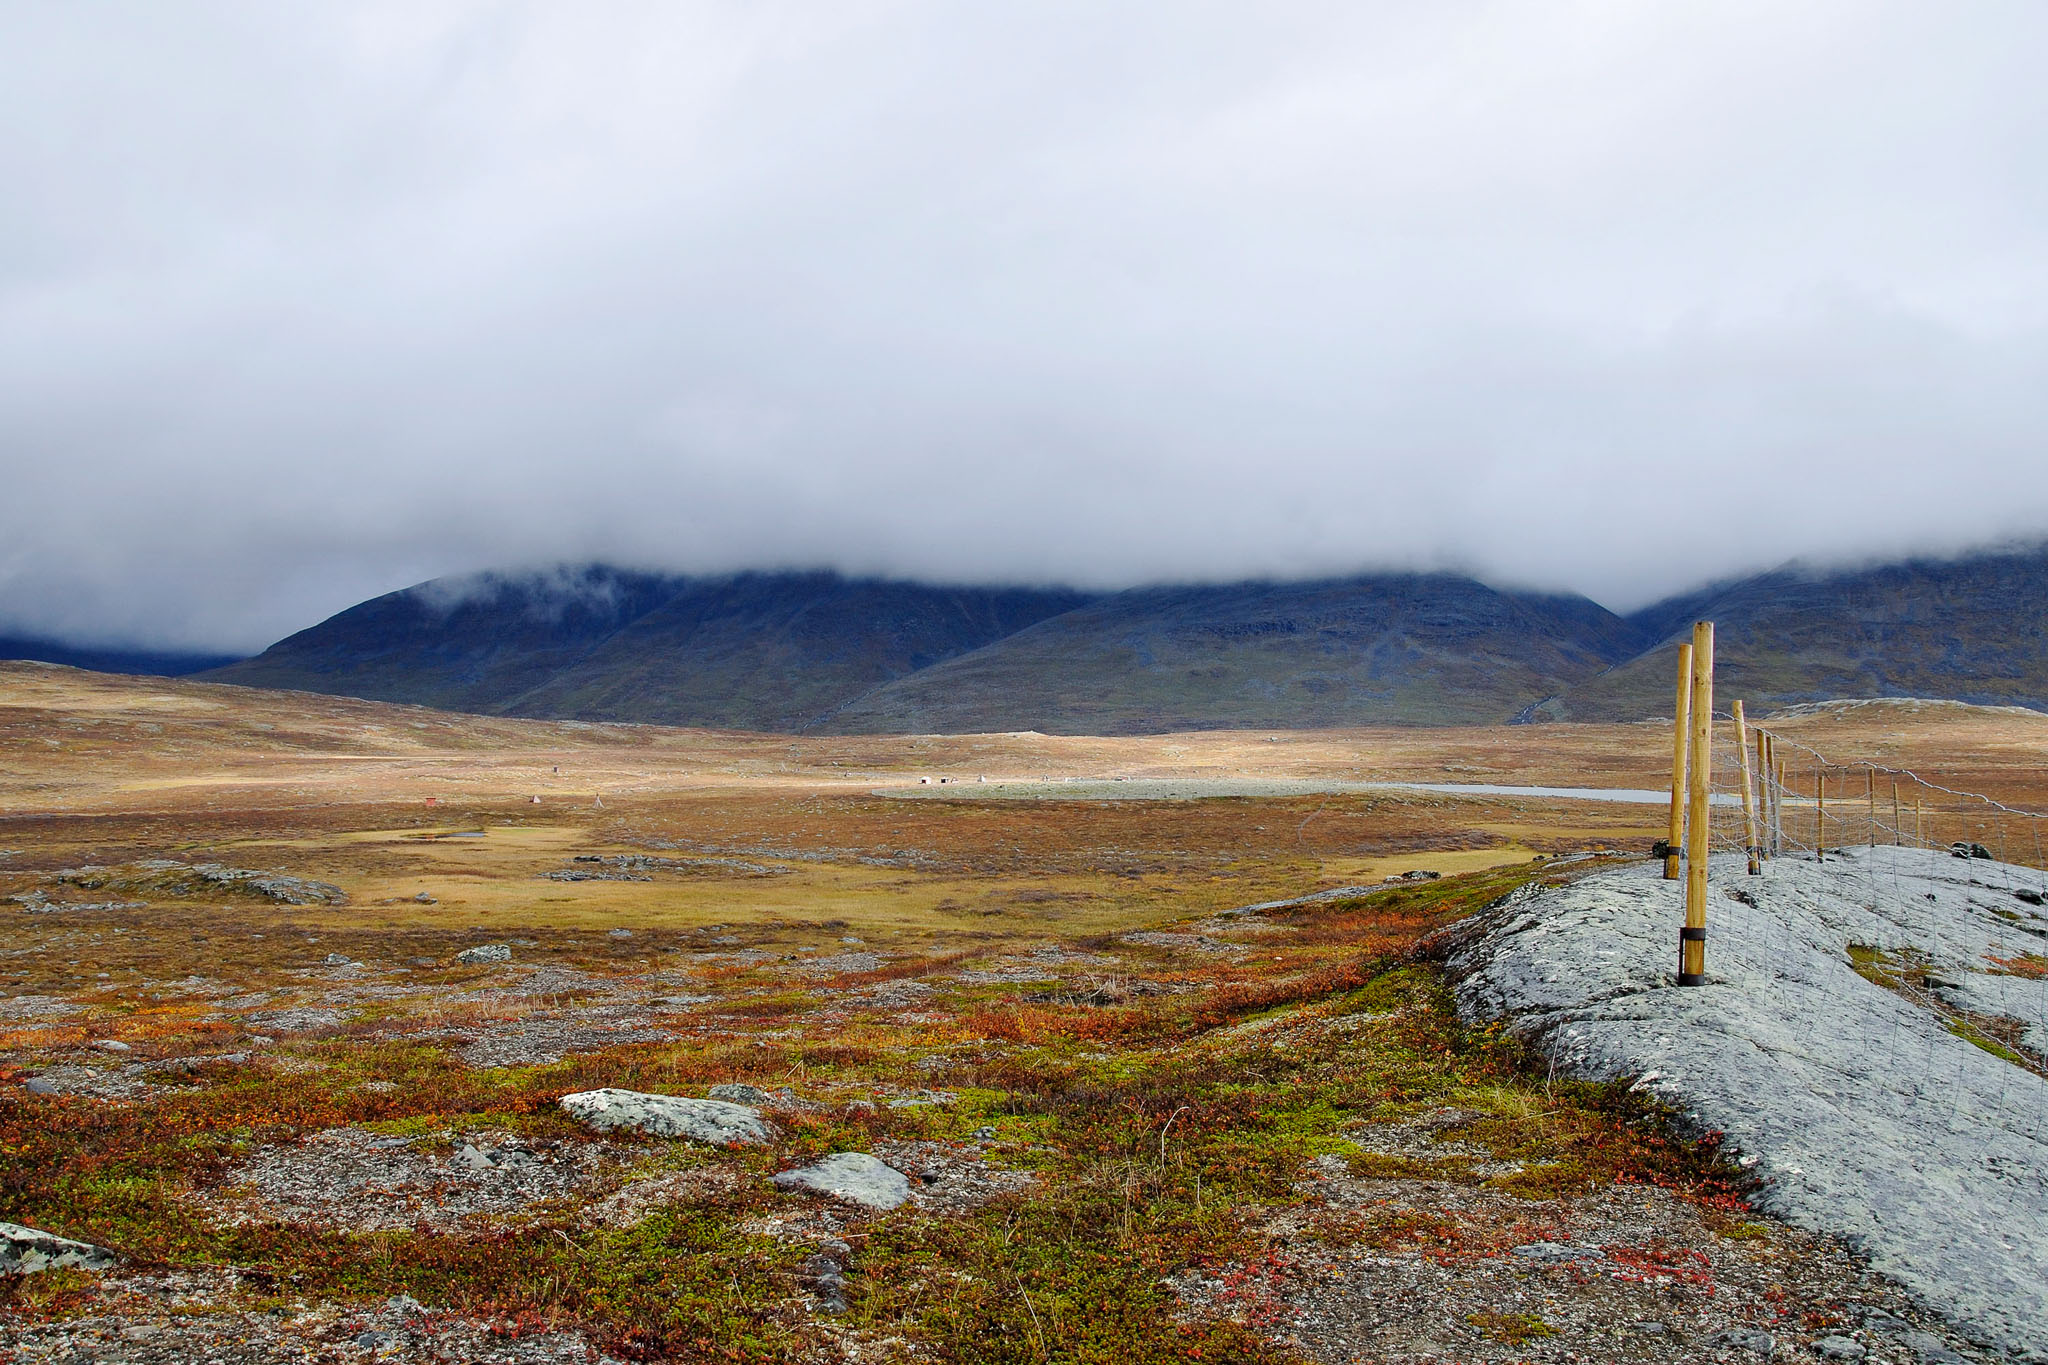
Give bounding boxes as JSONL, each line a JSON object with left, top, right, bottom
{"left": 1677, "top": 926, "right": 1707, "bottom": 986}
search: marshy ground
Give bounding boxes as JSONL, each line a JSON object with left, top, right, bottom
{"left": 3, "top": 663, "right": 2044, "bottom": 1363}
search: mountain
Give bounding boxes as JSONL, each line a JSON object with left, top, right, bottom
{"left": 818, "top": 574, "right": 1649, "bottom": 733}
{"left": 0, "top": 634, "right": 242, "bottom": 677}
{"left": 1556, "top": 546, "right": 2048, "bottom": 720}
{"left": 203, "top": 567, "right": 1094, "bottom": 731}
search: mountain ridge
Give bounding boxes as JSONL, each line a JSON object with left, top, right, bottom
{"left": 158, "top": 541, "right": 2048, "bottom": 732}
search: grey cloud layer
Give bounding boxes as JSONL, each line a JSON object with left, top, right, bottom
{"left": 3, "top": 1, "right": 2045, "bottom": 650}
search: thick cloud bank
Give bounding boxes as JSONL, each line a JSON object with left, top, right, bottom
{"left": 3, "top": 2, "right": 2046, "bottom": 650}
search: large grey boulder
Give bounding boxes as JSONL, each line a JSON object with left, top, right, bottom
{"left": 455, "top": 943, "right": 511, "bottom": 965}
{"left": 771, "top": 1153, "right": 910, "bottom": 1210}
{"left": 1, "top": 1222, "right": 116, "bottom": 1275}
{"left": 559, "top": 1088, "right": 774, "bottom": 1145}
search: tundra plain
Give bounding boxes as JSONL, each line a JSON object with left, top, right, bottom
{"left": 2, "top": 662, "right": 2044, "bottom": 1363}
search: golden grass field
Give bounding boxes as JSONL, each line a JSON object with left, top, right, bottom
{"left": 1, "top": 659, "right": 2042, "bottom": 1363}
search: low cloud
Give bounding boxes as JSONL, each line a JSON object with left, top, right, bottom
{"left": 3, "top": 2, "right": 2045, "bottom": 651}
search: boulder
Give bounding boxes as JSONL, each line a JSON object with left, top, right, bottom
{"left": 1, "top": 1222, "right": 116, "bottom": 1275}
{"left": 771, "top": 1152, "right": 910, "bottom": 1210}
{"left": 559, "top": 1088, "right": 774, "bottom": 1145}
{"left": 455, "top": 943, "right": 512, "bottom": 965}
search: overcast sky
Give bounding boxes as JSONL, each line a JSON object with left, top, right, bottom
{"left": 3, "top": 2, "right": 2046, "bottom": 652}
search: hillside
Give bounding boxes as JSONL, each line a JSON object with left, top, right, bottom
{"left": 0, "top": 634, "right": 241, "bottom": 677}
{"left": 1556, "top": 545, "right": 2048, "bottom": 720}
{"left": 818, "top": 574, "right": 1648, "bottom": 733}
{"left": 204, "top": 568, "right": 1093, "bottom": 732}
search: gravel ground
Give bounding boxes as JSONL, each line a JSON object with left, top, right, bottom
{"left": 0, "top": 1270, "right": 621, "bottom": 1363}
{"left": 202, "top": 1127, "right": 615, "bottom": 1232}
{"left": 1447, "top": 849, "right": 2048, "bottom": 1360}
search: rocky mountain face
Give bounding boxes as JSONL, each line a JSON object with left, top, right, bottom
{"left": 203, "top": 568, "right": 1095, "bottom": 732}
{"left": 190, "top": 545, "right": 2048, "bottom": 733}
{"left": 822, "top": 574, "right": 1648, "bottom": 733}
{"left": 1554, "top": 546, "right": 2048, "bottom": 720}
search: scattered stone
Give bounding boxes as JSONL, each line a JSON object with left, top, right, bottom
{"left": 1898, "top": 1330, "right": 1965, "bottom": 1364}
{"left": 1710, "top": 1327, "right": 1776, "bottom": 1355}
{"left": 559, "top": 1088, "right": 774, "bottom": 1145}
{"left": 1, "top": 1221, "right": 117, "bottom": 1275}
{"left": 92, "top": 1039, "right": 132, "bottom": 1052}
{"left": 455, "top": 943, "right": 512, "bottom": 965}
{"left": 1950, "top": 842, "right": 1994, "bottom": 860}
{"left": 412, "top": 892, "right": 437, "bottom": 904}
{"left": 772, "top": 1152, "right": 910, "bottom": 1210}
{"left": 1398, "top": 869, "right": 1442, "bottom": 881}
{"left": 607, "top": 928, "right": 633, "bottom": 938}
{"left": 1814, "top": 1336, "right": 1867, "bottom": 1361}
{"left": 321, "top": 953, "right": 356, "bottom": 966}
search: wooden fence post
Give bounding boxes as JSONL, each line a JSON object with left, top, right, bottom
{"left": 1665, "top": 644, "right": 1692, "bottom": 880}
{"left": 1681, "top": 622, "right": 1714, "bottom": 985}
{"left": 1816, "top": 766, "right": 1826, "bottom": 863}
{"left": 1773, "top": 749, "right": 1786, "bottom": 856}
{"left": 1734, "top": 701, "right": 1761, "bottom": 875}
{"left": 1867, "top": 770, "right": 1876, "bottom": 848}
{"left": 1753, "top": 726, "right": 1772, "bottom": 861}
{"left": 1892, "top": 780, "right": 1900, "bottom": 847}
{"left": 1915, "top": 793, "right": 1923, "bottom": 848}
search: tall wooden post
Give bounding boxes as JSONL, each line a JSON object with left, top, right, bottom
{"left": 1773, "top": 748, "right": 1786, "bottom": 856}
{"left": 1681, "top": 622, "right": 1713, "bottom": 985}
{"left": 1734, "top": 701, "right": 1761, "bottom": 874}
{"left": 1866, "top": 770, "right": 1876, "bottom": 847}
{"left": 1915, "top": 793, "right": 1923, "bottom": 848}
{"left": 1664, "top": 644, "right": 1693, "bottom": 880}
{"left": 1816, "top": 767, "right": 1826, "bottom": 862}
{"left": 1892, "top": 781, "right": 1900, "bottom": 847}
{"left": 1753, "top": 726, "right": 1772, "bottom": 861}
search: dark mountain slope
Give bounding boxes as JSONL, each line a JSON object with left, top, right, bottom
{"left": 819, "top": 574, "right": 1650, "bottom": 734}
{"left": 1559, "top": 546, "right": 2048, "bottom": 720}
{"left": 205, "top": 566, "right": 691, "bottom": 714}
{"left": 501, "top": 574, "right": 1097, "bottom": 730}
{"left": 205, "top": 567, "right": 1094, "bottom": 731}
{"left": 0, "top": 635, "right": 242, "bottom": 677}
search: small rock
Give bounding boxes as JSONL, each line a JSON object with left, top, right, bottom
{"left": 23, "top": 1078, "right": 60, "bottom": 1096}
{"left": 1710, "top": 1328, "right": 1775, "bottom": 1356}
{"left": 971, "top": 1125, "right": 997, "bottom": 1142}
{"left": 322, "top": 952, "right": 354, "bottom": 966}
{"left": 560, "top": 1088, "right": 775, "bottom": 1145}
{"left": 412, "top": 893, "right": 436, "bottom": 904}
{"left": 455, "top": 943, "right": 512, "bottom": 965}
{"left": 608, "top": 928, "right": 633, "bottom": 939}
{"left": 1899, "top": 1330, "right": 1964, "bottom": 1364}
{"left": 451, "top": 1143, "right": 496, "bottom": 1172}
{"left": 384, "top": 1294, "right": 425, "bottom": 1318}
{"left": 772, "top": 1152, "right": 911, "bottom": 1210}
{"left": 1634, "top": 1320, "right": 1668, "bottom": 1335}
{"left": 1, "top": 1221, "right": 117, "bottom": 1275}
{"left": 356, "top": 1329, "right": 398, "bottom": 1349}
{"left": 92, "top": 1039, "right": 131, "bottom": 1053}
{"left": 1814, "top": 1336, "right": 1866, "bottom": 1361}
